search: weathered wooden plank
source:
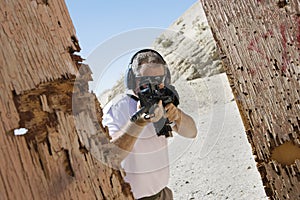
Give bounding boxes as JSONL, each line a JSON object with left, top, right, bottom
{"left": 200, "top": 0, "right": 300, "bottom": 199}
{"left": 0, "top": 0, "right": 133, "bottom": 199}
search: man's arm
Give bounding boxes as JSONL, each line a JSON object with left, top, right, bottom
{"left": 165, "top": 103, "right": 197, "bottom": 138}
{"left": 109, "top": 100, "right": 166, "bottom": 162}
{"left": 110, "top": 119, "right": 147, "bottom": 161}
{"left": 102, "top": 94, "right": 173, "bottom": 169}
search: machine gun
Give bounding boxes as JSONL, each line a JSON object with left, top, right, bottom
{"left": 130, "top": 83, "right": 179, "bottom": 137}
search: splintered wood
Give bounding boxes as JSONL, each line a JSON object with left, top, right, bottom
{"left": 200, "top": 0, "right": 300, "bottom": 199}
{"left": 0, "top": 0, "right": 132, "bottom": 199}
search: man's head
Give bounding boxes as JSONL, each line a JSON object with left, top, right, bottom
{"left": 125, "top": 49, "right": 171, "bottom": 92}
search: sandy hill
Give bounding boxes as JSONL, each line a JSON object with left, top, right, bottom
{"left": 99, "top": 2, "right": 224, "bottom": 106}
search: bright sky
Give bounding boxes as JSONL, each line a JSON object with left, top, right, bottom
{"left": 65, "top": 0, "right": 198, "bottom": 94}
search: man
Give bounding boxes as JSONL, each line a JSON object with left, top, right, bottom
{"left": 102, "top": 49, "right": 197, "bottom": 200}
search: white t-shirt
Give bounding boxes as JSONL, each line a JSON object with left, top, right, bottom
{"left": 102, "top": 94, "right": 170, "bottom": 199}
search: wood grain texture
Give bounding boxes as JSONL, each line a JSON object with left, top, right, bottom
{"left": 200, "top": 0, "right": 300, "bottom": 199}
{"left": 0, "top": 0, "right": 132, "bottom": 199}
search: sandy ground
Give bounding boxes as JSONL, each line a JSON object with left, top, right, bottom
{"left": 167, "top": 73, "right": 268, "bottom": 200}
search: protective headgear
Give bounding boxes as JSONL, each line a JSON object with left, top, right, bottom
{"left": 124, "top": 49, "right": 171, "bottom": 90}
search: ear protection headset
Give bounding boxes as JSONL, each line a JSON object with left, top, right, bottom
{"left": 125, "top": 49, "right": 171, "bottom": 90}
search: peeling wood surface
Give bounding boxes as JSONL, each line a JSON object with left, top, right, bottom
{"left": 0, "top": 0, "right": 133, "bottom": 199}
{"left": 0, "top": 0, "right": 78, "bottom": 132}
{"left": 200, "top": 0, "right": 300, "bottom": 199}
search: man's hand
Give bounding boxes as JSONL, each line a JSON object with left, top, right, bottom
{"left": 136, "top": 100, "right": 165, "bottom": 124}
{"left": 165, "top": 103, "right": 181, "bottom": 122}
{"left": 149, "top": 100, "right": 165, "bottom": 122}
